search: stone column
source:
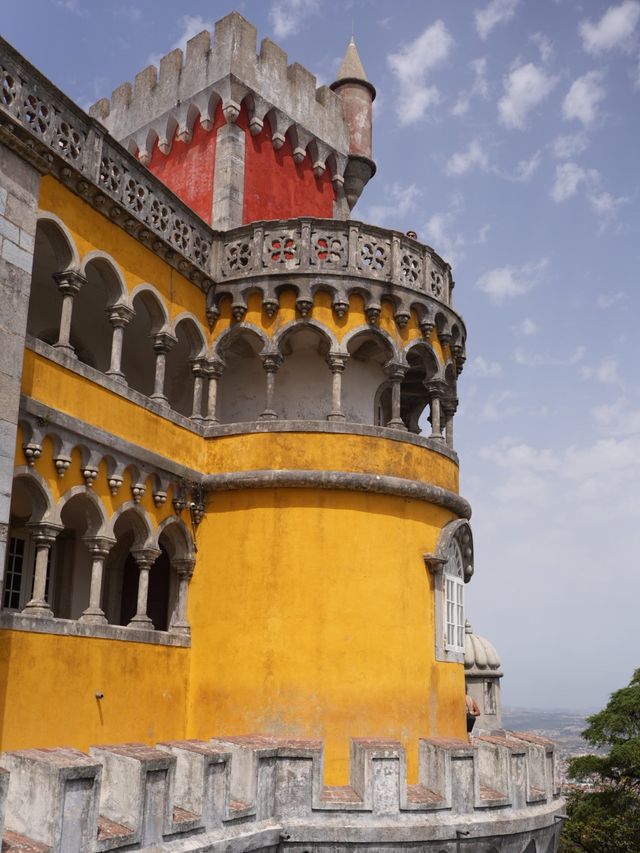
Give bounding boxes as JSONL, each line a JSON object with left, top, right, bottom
{"left": 53, "top": 270, "right": 86, "bottom": 354}
{"left": 127, "top": 548, "right": 161, "bottom": 629}
{"left": 151, "top": 333, "right": 175, "bottom": 403}
{"left": 260, "top": 354, "right": 282, "bottom": 421}
{"left": 80, "top": 537, "right": 115, "bottom": 625}
{"left": 205, "top": 360, "right": 224, "bottom": 424}
{"left": 23, "top": 523, "right": 62, "bottom": 618}
{"left": 190, "top": 359, "right": 207, "bottom": 420}
{"left": 106, "top": 304, "right": 134, "bottom": 380}
{"left": 0, "top": 145, "right": 40, "bottom": 583}
{"left": 169, "top": 557, "right": 195, "bottom": 635}
{"left": 426, "top": 382, "right": 445, "bottom": 440}
{"left": 212, "top": 122, "right": 246, "bottom": 229}
{"left": 327, "top": 353, "right": 347, "bottom": 422}
{"left": 442, "top": 398, "right": 458, "bottom": 450}
{"left": 385, "top": 364, "right": 408, "bottom": 430}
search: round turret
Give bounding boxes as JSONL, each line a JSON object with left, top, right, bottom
{"left": 464, "top": 621, "right": 504, "bottom": 732}
{"left": 331, "top": 38, "right": 377, "bottom": 209}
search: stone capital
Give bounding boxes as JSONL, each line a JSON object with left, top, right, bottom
{"left": 206, "top": 358, "right": 225, "bottom": 380}
{"left": 190, "top": 358, "right": 208, "bottom": 378}
{"left": 384, "top": 361, "right": 407, "bottom": 382}
{"left": 173, "top": 558, "right": 196, "bottom": 579}
{"left": 53, "top": 270, "right": 86, "bottom": 296}
{"left": 26, "top": 522, "right": 63, "bottom": 547}
{"left": 326, "top": 352, "right": 348, "bottom": 373}
{"left": 153, "top": 332, "right": 177, "bottom": 354}
{"left": 106, "top": 304, "right": 135, "bottom": 327}
{"left": 262, "top": 353, "right": 283, "bottom": 373}
{"left": 83, "top": 536, "right": 116, "bottom": 559}
{"left": 131, "top": 548, "right": 161, "bottom": 570}
{"left": 424, "top": 380, "right": 448, "bottom": 399}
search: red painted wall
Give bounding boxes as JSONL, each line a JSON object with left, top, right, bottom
{"left": 148, "top": 104, "right": 335, "bottom": 225}
{"left": 239, "top": 110, "right": 335, "bottom": 223}
{"left": 148, "top": 104, "right": 225, "bottom": 224}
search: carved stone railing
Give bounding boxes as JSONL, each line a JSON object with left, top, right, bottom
{"left": 218, "top": 219, "right": 453, "bottom": 303}
{"left": 0, "top": 37, "right": 214, "bottom": 286}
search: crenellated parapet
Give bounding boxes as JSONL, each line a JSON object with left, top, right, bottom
{"left": 89, "top": 13, "right": 350, "bottom": 185}
{"left": 0, "top": 733, "right": 563, "bottom": 852}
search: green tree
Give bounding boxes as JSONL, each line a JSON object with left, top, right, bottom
{"left": 560, "top": 668, "right": 640, "bottom": 853}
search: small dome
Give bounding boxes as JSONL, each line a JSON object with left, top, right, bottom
{"left": 464, "top": 621, "right": 503, "bottom": 678}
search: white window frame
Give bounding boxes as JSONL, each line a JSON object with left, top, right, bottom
{"left": 425, "top": 522, "right": 472, "bottom": 664}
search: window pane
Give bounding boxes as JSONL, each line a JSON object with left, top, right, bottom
{"left": 4, "top": 537, "right": 25, "bottom": 610}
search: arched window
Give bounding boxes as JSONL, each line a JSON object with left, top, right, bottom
{"left": 276, "top": 324, "right": 332, "bottom": 420}
{"left": 342, "top": 329, "right": 393, "bottom": 425}
{"left": 217, "top": 327, "right": 267, "bottom": 424}
{"left": 444, "top": 540, "right": 464, "bottom": 653}
{"left": 26, "top": 218, "right": 73, "bottom": 345}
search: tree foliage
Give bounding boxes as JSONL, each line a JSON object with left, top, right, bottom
{"left": 560, "top": 669, "right": 640, "bottom": 853}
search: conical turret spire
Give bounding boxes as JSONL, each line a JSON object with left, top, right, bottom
{"left": 335, "top": 36, "right": 370, "bottom": 84}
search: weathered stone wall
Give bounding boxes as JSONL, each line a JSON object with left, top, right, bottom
{"left": 0, "top": 142, "right": 40, "bottom": 581}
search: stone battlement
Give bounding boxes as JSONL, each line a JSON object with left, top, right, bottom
{"left": 0, "top": 732, "right": 562, "bottom": 852}
{"left": 89, "top": 12, "right": 349, "bottom": 170}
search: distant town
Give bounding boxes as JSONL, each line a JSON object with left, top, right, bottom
{"left": 503, "top": 708, "right": 597, "bottom": 789}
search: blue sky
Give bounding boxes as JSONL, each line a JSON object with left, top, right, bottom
{"left": 5, "top": 0, "right": 640, "bottom": 711}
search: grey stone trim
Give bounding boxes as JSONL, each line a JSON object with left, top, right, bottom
{"left": 203, "top": 469, "right": 471, "bottom": 518}
{"left": 212, "top": 123, "right": 245, "bottom": 229}
{"left": 204, "top": 420, "right": 459, "bottom": 463}
{"left": 0, "top": 610, "right": 190, "bottom": 647}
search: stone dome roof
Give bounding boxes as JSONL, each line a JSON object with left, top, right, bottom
{"left": 464, "top": 621, "right": 503, "bottom": 678}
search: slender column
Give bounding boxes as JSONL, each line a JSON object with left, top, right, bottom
{"left": 169, "top": 558, "right": 195, "bottom": 635}
{"left": 326, "top": 353, "right": 347, "bottom": 422}
{"left": 80, "top": 537, "right": 115, "bottom": 624}
{"left": 53, "top": 271, "right": 86, "bottom": 354}
{"left": 106, "top": 305, "right": 134, "bottom": 380}
{"left": 426, "top": 382, "right": 446, "bottom": 440}
{"left": 23, "top": 523, "right": 62, "bottom": 618}
{"left": 385, "top": 363, "right": 408, "bottom": 430}
{"left": 191, "top": 359, "right": 207, "bottom": 420}
{"left": 127, "top": 548, "right": 161, "bottom": 629}
{"left": 260, "top": 354, "right": 283, "bottom": 421}
{"left": 442, "top": 398, "right": 458, "bottom": 450}
{"left": 205, "top": 360, "right": 224, "bottom": 424}
{"left": 151, "top": 333, "right": 175, "bottom": 403}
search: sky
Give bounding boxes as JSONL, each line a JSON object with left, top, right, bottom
{"left": 4, "top": 0, "right": 640, "bottom": 713}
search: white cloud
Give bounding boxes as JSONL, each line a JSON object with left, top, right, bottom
{"left": 531, "top": 32, "right": 554, "bottom": 63}
{"left": 596, "top": 291, "right": 625, "bottom": 309}
{"left": 424, "top": 196, "right": 465, "bottom": 265}
{"left": 476, "top": 259, "right": 547, "bottom": 304}
{"left": 56, "top": 0, "right": 87, "bottom": 14}
{"left": 498, "top": 62, "right": 557, "bottom": 129}
{"left": 550, "top": 162, "right": 591, "bottom": 202}
{"left": 520, "top": 318, "right": 538, "bottom": 336}
{"left": 563, "top": 71, "right": 606, "bottom": 126}
{"left": 148, "top": 15, "right": 215, "bottom": 65}
{"left": 581, "top": 356, "right": 622, "bottom": 385}
{"left": 476, "top": 0, "right": 519, "bottom": 40}
{"left": 468, "top": 356, "right": 503, "bottom": 377}
{"left": 592, "top": 398, "right": 640, "bottom": 434}
{"left": 480, "top": 390, "right": 521, "bottom": 421}
{"left": 579, "top": 0, "right": 640, "bottom": 54}
{"left": 514, "top": 345, "right": 585, "bottom": 367}
{"left": 587, "top": 189, "right": 628, "bottom": 215}
{"left": 364, "top": 183, "right": 420, "bottom": 227}
{"left": 446, "top": 139, "right": 489, "bottom": 176}
{"left": 269, "top": 0, "right": 320, "bottom": 39}
{"left": 552, "top": 132, "right": 589, "bottom": 159}
{"left": 387, "top": 21, "right": 454, "bottom": 124}
{"left": 514, "top": 150, "right": 542, "bottom": 182}
{"left": 452, "top": 58, "right": 489, "bottom": 116}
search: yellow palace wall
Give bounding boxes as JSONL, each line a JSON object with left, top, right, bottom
{"left": 0, "top": 175, "right": 467, "bottom": 784}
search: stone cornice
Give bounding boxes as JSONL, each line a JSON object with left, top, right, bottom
{"left": 202, "top": 469, "right": 471, "bottom": 518}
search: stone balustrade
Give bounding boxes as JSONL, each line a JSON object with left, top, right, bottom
{"left": 217, "top": 218, "right": 453, "bottom": 302}
{"left": 0, "top": 733, "right": 563, "bottom": 852}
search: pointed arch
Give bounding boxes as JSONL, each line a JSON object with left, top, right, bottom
{"left": 212, "top": 322, "right": 269, "bottom": 361}
{"left": 272, "top": 318, "right": 338, "bottom": 356}
{"left": 155, "top": 516, "right": 195, "bottom": 561}
{"left": 110, "top": 501, "right": 155, "bottom": 550}
{"left": 58, "top": 486, "right": 110, "bottom": 538}
{"left": 11, "top": 467, "right": 58, "bottom": 525}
